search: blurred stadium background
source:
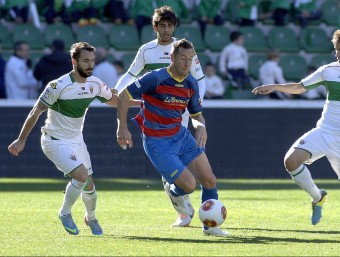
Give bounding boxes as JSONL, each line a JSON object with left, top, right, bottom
{"left": 0, "top": 0, "right": 338, "bottom": 179}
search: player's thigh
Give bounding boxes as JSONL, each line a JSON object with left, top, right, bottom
{"left": 41, "top": 136, "right": 91, "bottom": 176}
{"left": 323, "top": 132, "right": 340, "bottom": 179}
{"left": 143, "top": 136, "right": 186, "bottom": 184}
{"left": 286, "top": 128, "right": 326, "bottom": 168}
{"left": 187, "top": 152, "right": 216, "bottom": 188}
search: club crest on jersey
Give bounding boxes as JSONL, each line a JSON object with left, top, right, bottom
{"left": 50, "top": 82, "right": 57, "bottom": 89}
{"left": 195, "top": 58, "right": 200, "bottom": 64}
{"left": 90, "top": 86, "right": 93, "bottom": 94}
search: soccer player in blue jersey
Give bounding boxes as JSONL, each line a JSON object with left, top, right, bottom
{"left": 115, "top": 6, "right": 206, "bottom": 227}
{"left": 116, "top": 39, "right": 230, "bottom": 237}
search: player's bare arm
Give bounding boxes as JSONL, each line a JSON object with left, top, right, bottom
{"left": 8, "top": 100, "right": 48, "bottom": 156}
{"left": 116, "top": 90, "right": 133, "bottom": 149}
{"left": 252, "top": 83, "right": 306, "bottom": 95}
{"left": 191, "top": 114, "right": 207, "bottom": 148}
{"left": 106, "top": 89, "right": 141, "bottom": 108}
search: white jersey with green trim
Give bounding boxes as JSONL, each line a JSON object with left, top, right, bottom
{"left": 39, "top": 72, "right": 112, "bottom": 143}
{"left": 115, "top": 38, "right": 205, "bottom": 94}
{"left": 301, "top": 61, "right": 340, "bottom": 135}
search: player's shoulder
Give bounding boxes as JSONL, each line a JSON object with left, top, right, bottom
{"left": 318, "top": 61, "right": 340, "bottom": 73}
{"left": 87, "top": 75, "right": 104, "bottom": 86}
{"left": 47, "top": 73, "right": 72, "bottom": 90}
{"left": 139, "top": 39, "right": 159, "bottom": 52}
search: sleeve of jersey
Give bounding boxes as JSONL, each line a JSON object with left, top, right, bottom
{"left": 187, "top": 80, "right": 203, "bottom": 116}
{"left": 96, "top": 82, "right": 113, "bottom": 103}
{"left": 114, "top": 48, "right": 145, "bottom": 94}
{"left": 39, "top": 81, "right": 60, "bottom": 107}
{"left": 300, "top": 66, "right": 325, "bottom": 90}
{"left": 190, "top": 54, "right": 205, "bottom": 81}
{"left": 126, "top": 71, "right": 158, "bottom": 100}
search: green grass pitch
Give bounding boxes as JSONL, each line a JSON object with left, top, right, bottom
{"left": 1, "top": 178, "right": 340, "bottom": 256}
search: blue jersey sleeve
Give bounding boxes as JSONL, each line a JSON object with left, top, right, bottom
{"left": 126, "top": 71, "right": 159, "bottom": 100}
{"left": 187, "top": 79, "right": 203, "bottom": 115}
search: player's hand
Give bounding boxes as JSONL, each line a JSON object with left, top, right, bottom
{"left": 116, "top": 126, "right": 133, "bottom": 150}
{"left": 195, "top": 126, "right": 207, "bottom": 148}
{"left": 252, "top": 85, "right": 275, "bottom": 95}
{"left": 8, "top": 139, "right": 25, "bottom": 156}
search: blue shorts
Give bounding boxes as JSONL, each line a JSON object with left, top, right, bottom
{"left": 142, "top": 126, "right": 204, "bottom": 184}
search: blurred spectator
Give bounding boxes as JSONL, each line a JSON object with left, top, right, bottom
{"left": 43, "top": 0, "right": 71, "bottom": 25}
{"left": 156, "top": 0, "right": 189, "bottom": 25}
{"left": 237, "top": 0, "right": 258, "bottom": 26}
{"left": 113, "top": 60, "right": 124, "bottom": 81}
{"left": 301, "top": 66, "right": 327, "bottom": 100}
{"left": 103, "top": 0, "right": 134, "bottom": 25}
{"left": 219, "top": 31, "right": 251, "bottom": 89}
{"left": 196, "top": 0, "right": 224, "bottom": 37}
{"left": 129, "top": 0, "right": 155, "bottom": 38}
{"left": 93, "top": 47, "right": 118, "bottom": 88}
{"left": 2, "top": 0, "right": 29, "bottom": 24}
{"left": 204, "top": 61, "right": 225, "bottom": 99}
{"left": 293, "top": 0, "right": 321, "bottom": 27}
{"left": 64, "top": 0, "right": 98, "bottom": 26}
{"left": 271, "top": 0, "right": 292, "bottom": 26}
{"left": 33, "top": 39, "right": 72, "bottom": 94}
{"left": 259, "top": 49, "right": 292, "bottom": 99}
{"left": 0, "top": 39, "right": 6, "bottom": 98}
{"left": 5, "top": 41, "right": 38, "bottom": 99}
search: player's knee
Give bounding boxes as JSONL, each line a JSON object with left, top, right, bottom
{"left": 83, "top": 178, "right": 95, "bottom": 192}
{"left": 201, "top": 174, "right": 217, "bottom": 189}
{"left": 284, "top": 155, "right": 302, "bottom": 172}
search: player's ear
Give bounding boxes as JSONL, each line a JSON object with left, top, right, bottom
{"left": 71, "top": 58, "right": 76, "bottom": 66}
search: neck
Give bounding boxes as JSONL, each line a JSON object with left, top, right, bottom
{"left": 72, "top": 70, "right": 87, "bottom": 83}
{"left": 157, "top": 36, "right": 173, "bottom": 46}
{"left": 169, "top": 65, "right": 186, "bottom": 81}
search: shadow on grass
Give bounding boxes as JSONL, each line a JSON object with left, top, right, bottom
{"left": 0, "top": 178, "right": 339, "bottom": 192}
{"left": 118, "top": 234, "right": 340, "bottom": 244}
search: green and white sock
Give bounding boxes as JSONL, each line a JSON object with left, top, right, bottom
{"left": 289, "top": 164, "right": 321, "bottom": 203}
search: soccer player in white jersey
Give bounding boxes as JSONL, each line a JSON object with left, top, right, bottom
{"left": 252, "top": 29, "right": 340, "bottom": 225}
{"left": 8, "top": 42, "right": 119, "bottom": 236}
{"left": 114, "top": 6, "right": 207, "bottom": 228}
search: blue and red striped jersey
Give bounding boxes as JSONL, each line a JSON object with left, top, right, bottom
{"left": 126, "top": 67, "right": 202, "bottom": 137}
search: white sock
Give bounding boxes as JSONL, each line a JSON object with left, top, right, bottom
{"left": 82, "top": 189, "right": 97, "bottom": 221}
{"left": 59, "top": 179, "right": 85, "bottom": 216}
{"left": 289, "top": 164, "right": 321, "bottom": 203}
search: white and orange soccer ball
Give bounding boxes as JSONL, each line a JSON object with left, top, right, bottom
{"left": 198, "top": 199, "right": 227, "bottom": 227}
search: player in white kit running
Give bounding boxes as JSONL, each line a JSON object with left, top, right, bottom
{"left": 252, "top": 30, "right": 340, "bottom": 226}
{"left": 8, "top": 42, "right": 119, "bottom": 236}
{"left": 114, "top": 6, "right": 206, "bottom": 227}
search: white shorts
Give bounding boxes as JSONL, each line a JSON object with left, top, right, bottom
{"left": 41, "top": 134, "right": 93, "bottom": 176}
{"left": 291, "top": 127, "right": 340, "bottom": 179}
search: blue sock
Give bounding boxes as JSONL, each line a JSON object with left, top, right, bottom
{"left": 201, "top": 186, "right": 218, "bottom": 230}
{"left": 201, "top": 186, "right": 218, "bottom": 203}
{"left": 169, "top": 183, "right": 187, "bottom": 197}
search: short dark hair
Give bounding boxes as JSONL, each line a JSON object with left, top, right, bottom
{"left": 152, "top": 6, "right": 177, "bottom": 27}
{"left": 13, "top": 41, "right": 28, "bottom": 52}
{"left": 230, "top": 31, "right": 243, "bottom": 42}
{"left": 171, "top": 38, "right": 194, "bottom": 56}
{"left": 70, "top": 42, "right": 96, "bottom": 61}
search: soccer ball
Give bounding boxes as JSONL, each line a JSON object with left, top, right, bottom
{"left": 199, "top": 199, "right": 227, "bottom": 227}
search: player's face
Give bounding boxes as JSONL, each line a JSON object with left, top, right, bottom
{"left": 171, "top": 47, "right": 194, "bottom": 78}
{"left": 76, "top": 50, "right": 95, "bottom": 78}
{"left": 155, "top": 20, "right": 175, "bottom": 45}
{"left": 335, "top": 42, "right": 340, "bottom": 64}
